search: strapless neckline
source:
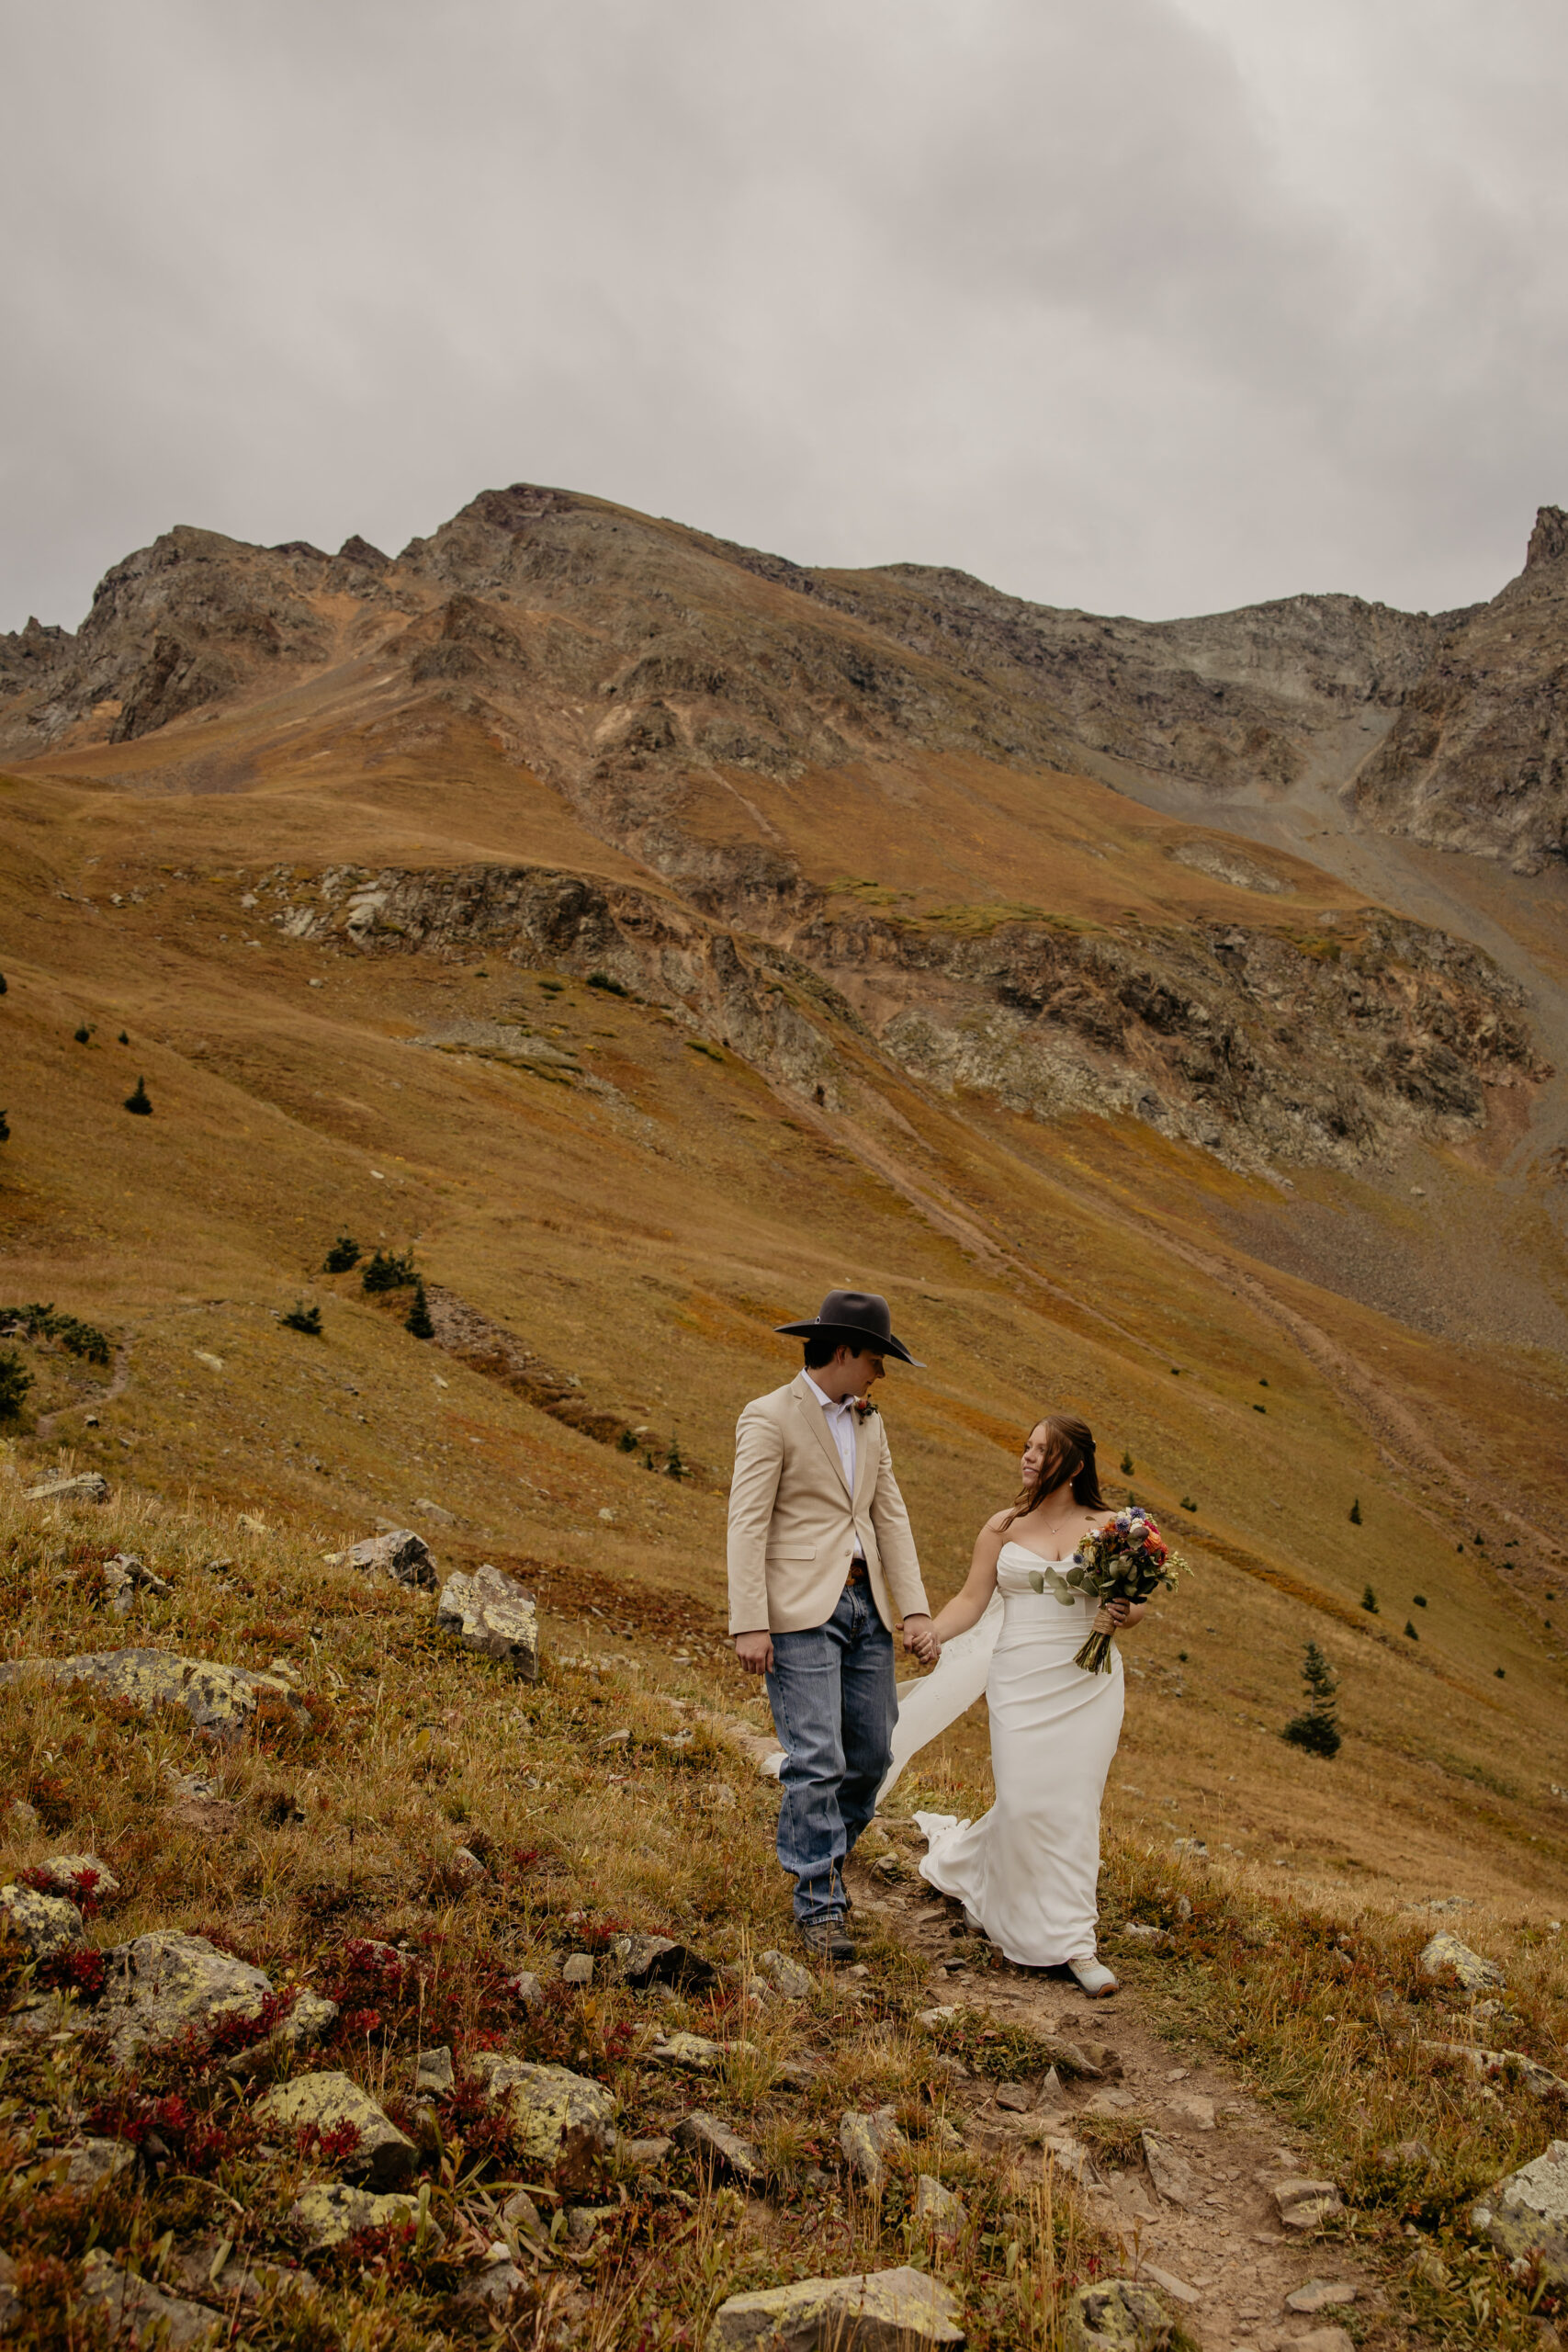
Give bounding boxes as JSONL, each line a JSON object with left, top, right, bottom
{"left": 998, "top": 1537, "right": 1077, "bottom": 1568}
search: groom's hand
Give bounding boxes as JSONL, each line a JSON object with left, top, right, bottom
{"left": 903, "top": 1613, "right": 940, "bottom": 1665}
{"left": 734, "top": 1630, "right": 774, "bottom": 1675}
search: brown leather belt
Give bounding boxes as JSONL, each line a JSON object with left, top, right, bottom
{"left": 845, "top": 1559, "right": 868, "bottom": 1586}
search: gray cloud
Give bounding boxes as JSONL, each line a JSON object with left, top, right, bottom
{"left": 4, "top": 0, "right": 1568, "bottom": 635}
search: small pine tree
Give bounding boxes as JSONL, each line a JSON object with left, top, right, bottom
{"left": 1179, "top": 1495, "right": 1198, "bottom": 1513}
{"left": 1404, "top": 1620, "right": 1418, "bottom": 1640}
{"left": 0, "top": 1110, "right": 8, "bottom": 1143}
{"left": 1412, "top": 1593, "right": 1427, "bottom": 1608}
{"left": 73, "top": 1023, "right": 92, "bottom": 1045}
{"left": 118, "top": 1030, "right": 129, "bottom": 1046}
{"left": 405, "top": 1281, "right": 434, "bottom": 1339}
{"left": 1120, "top": 1449, "right": 1134, "bottom": 1475}
{"left": 643, "top": 1451, "right": 655, "bottom": 1471}
{"left": 1282, "top": 1639, "right": 1341, "bottom": 1758}
{"left": 1361, "top": 1584, "right": 1379, "bottom": 1614}
{"left": 618, "top": 1430, "right": 638, "bottom": 1453}
{"left": 0, "top": 972, "right": 7, "bottom": 993}
{"left": 123, "top": 1077, "right": 152, "bottom": 1115}
{"left": 1348, "top": 1498, "right": 1362, "bottom": 1524}
{"left": 362, "top": 1248, "right": 415, "bottom": 1294}
{"left": 324, "top": 1234, "right": 362, "bottom": 1272}
{"left": 282, "top": 1301, "right": 323, "bottom": 1335}
{"left": 0, "top": 1349, "right": 32, "bottom": 1421}
{"left": 665, "top": 1436, "right": 685, "bottom": 1481}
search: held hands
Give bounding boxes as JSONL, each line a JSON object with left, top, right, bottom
{"left": 903, "top": 1613, "right": 941, "bottom": 1666}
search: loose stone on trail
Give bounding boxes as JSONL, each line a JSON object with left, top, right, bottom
{"left": 706, "top": 2266, "right": 964, "bottom": 2352}
{"left": 1270, "top": 2177, "right": 1345, "bottom": 2231}
{"left": 1065, "top": 2278, "right": 1176, "bottom": 2351}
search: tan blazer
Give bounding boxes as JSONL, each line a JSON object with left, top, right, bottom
{"left": 727, "top": 1374, "right": 930, "bottom": 1637}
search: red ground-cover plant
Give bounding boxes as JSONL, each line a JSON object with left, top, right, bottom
{"left": 295, "top": 2117, "right": 364, "bottom": 2167}
{"left": 37, "top": 1946, "right": 107, "bottom": 1999}
{"left": 85, "top": 2086, "right": 258, "bottom": 2176}
{"left": 21, "top": 1861, "right": 110, "bottom": 1917}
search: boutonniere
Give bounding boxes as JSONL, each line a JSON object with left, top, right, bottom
{"left": 852, "top": 1397, "right": 879, "bottom": 1421}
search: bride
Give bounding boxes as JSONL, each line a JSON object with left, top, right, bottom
{"left": 901, "top": 1412, "right": 1144, "bottom": 1996}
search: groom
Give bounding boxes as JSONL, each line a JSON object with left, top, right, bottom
{"left": 728, "top": 1289, "right": 939, "bottom": 1959}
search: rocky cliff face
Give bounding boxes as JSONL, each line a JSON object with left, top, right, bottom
{"left": 260, "top": 858, "right": 1544, "bottom": 1172}
{"left": 1352, "top": 505, "right": 1568, "bottom": 873}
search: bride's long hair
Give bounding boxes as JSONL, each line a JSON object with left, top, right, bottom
{"left": 1002, "top": 1412, "right": 1106, "bottom": 1528}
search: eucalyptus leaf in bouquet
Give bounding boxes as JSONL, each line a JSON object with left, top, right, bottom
{"left": 1029, "top": 1506, "right": 1189, "bottom": 1672}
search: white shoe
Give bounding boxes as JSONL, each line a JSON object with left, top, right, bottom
{"left": 1068, "top": 1952, "right": 1119, "bottom": 1997}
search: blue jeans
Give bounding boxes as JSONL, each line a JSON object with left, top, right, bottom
{"left": 766, "top": 1579, "right": 897, "bottom": 1924}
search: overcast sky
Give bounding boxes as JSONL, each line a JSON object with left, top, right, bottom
{"left": 6, "top": 0, "right": 1568, "bottom": 636}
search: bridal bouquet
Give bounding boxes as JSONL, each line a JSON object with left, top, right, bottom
{"left": 1029, "top": 1506, "right": 1188, "bottom": 1673}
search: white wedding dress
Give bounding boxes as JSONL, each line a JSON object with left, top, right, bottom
{"left": 903, "top": 1540, "right": 1124, "bottom": 1968}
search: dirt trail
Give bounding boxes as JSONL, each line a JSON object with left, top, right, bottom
{"left": 711, "top": 1711, "right": 1392, "bottom": 2349}
{"left": 844, "top": 1841, "right": 1392, "bottom": 2352}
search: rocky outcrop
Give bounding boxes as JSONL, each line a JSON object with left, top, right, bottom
{"left": 0, "top": 1649, "right": 307, "bottom": 1739}
{"left": 327, "top": 1528, "right": 437, "bottom": 1589}
{"left": 265, "top": 858, "right": 1543, "bottom": 1170}
{"left": 1354, "top": 507, "right": 1568, "bottom": 870}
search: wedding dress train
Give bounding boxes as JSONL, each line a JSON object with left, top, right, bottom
{"left": 903, "top": 1540, "right": 1123, "bottom": 1968}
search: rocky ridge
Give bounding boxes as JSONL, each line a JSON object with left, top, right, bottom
{"left": 267, "top": 858, "right": 1546, "bottom": 1171}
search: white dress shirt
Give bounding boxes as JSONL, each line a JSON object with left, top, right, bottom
{"left": 803, "top": 1372, "right": 865, "bottom": 1557}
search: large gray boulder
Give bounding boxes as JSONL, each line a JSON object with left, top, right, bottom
{"left": 468, "top": 2053, "right": 615, "bottom": 2173}
{"left": 707, "top": 2267, "right": 964, "bottom": 2352}
{"left": 96, "top": 1931, "right": 274, "bottom": 2063}
{"left": 436, "top": 1563, "right": 539, "bottom": 1679}
{"left": 254, "top": 2072, "right": 417, "bottom": 2188}
{"left": 0, "top": 1649, "right": 305, "bottom": 1740}
{"left": 1472, "top": 2139, "right": 1568, "bottom": 2287}
{"left": 0, "top": 1881, "right": 85, "bottom": 1957}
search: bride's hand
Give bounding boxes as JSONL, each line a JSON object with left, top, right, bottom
{"left": 1092, "top": 1600, "right": 1130, "bottom": 1634}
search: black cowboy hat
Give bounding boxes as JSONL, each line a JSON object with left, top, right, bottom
{"left": 774, "top": 1288, "right": 923, "bottom": 1367}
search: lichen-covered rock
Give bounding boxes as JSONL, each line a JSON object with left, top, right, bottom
{"left": 1472, "top": 2139, "right": 1568, "bottom": 2287}
{"left": 674, "top": 2111, "right": 759, "bottom": 2180}
{"left": 706, "top": 2266, "right": 964, "bottom": 2352}
{"left": 912, "top": 2174, "right": 965, "bottom": 2244}
{"left": 468, "top": 2053, "right": 616, "bottom": 2172}
{"left": 457, "top": 2244, "right": 528, "bottom": 2308}
{"left": 77, "top": 2246, "right": 223, "bottom": 2347}
{"left": 289, "top": 2182, "right": 440, "bottom": 2250}
{"left": 759, "top": 1948, "right": 814, "bottom": 1998}
{"left": 649, "top": 2030, "right": 750, "bottom": 2073}
{"left": 1065, "top": 2278, "right": 1176, "bottom": 2352}
{"left": 96, "top": 1930, "right": 273, "bottom": 2062}
{"left": 839, "top": 2108, "right": 904, "bottom": 2191}
{"left": 31, "top": 1852, "right": 119, "bottom": 1901}
{"left": 1417, "top": 1931, "right": 1504, "bottom": 1991}
{"left": 414, "top": 2045, "right": 455, "bottom": 2097}
{"left": 436, "top": 1563, "right": 539, "bottom": 1679}
{"left": 1425, "top": 2039, "right": 1568, "bottom": 2098}
{"left": 254, "top": 2071, "right": 416, "bottom": 2188}
{"left": 25, "top": 1473, "right": 110, "bottom": 1504}
{"left": 224, "top": 1989, "right": 340, "bottom": 2079}
{"left": 329, "top": 1528, "right": 437, "bottom": 1589}
{"left": 36, "top": 2138, "right": 138, "bottom": 2189}
{"left": 1271, "top": 2177, "right": 1344, "bottom": 2231}
{"left": 0, "top": 1881, "right": 85, "bottom": 1957}
{"left": 0, "top": 1648, "right": 305, "bottom": 1740}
